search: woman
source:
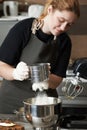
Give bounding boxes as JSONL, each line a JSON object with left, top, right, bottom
{"left": 0, "top": 0, "right": 80, "bottom": 113}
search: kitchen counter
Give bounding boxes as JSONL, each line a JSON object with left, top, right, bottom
{"left": 0, "top": 16, "right": 29, "bottom": 21}
{"left": 0, "top": 114, "right": 86, "bottom": 130}
{"left": 0, "top": 113, "right": 33, "bottom": 130}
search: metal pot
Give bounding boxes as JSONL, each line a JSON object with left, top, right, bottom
{"left": 23, "top": 97, "right": 62, "bottom": 128}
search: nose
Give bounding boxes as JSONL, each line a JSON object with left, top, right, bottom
{"left": 60, "top": 23, "right": 67, "bottom": 31}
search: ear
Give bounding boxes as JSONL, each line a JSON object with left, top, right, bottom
{"left": 47, "top": 5, "right": 53, "bottom": 14}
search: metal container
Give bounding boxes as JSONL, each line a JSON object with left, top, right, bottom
{"left": 29, "top": 63, "right": 50, "bottom": 83}
{"left": 23, "top": 97, "right": 62, "bottom": 128}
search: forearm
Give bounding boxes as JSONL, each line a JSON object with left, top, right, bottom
{"left": 0, "top": 61, "right": 14, "bottom": 80}
{"left": 48, "top": 74, "right": 63, "bottom": 89}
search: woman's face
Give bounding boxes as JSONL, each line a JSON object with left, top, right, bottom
{"left": 44, "top": 6, "right": 78, "bottom": 35}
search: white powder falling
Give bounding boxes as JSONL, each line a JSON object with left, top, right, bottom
{"left": 32, "top": 81, "right": 48, "bottom": 92}
{"left": 34, "top": 91, "right": 52, "bottom": 105}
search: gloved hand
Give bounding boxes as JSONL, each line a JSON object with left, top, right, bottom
{"left": 32, "top": 80, "right": 49, "bottom": 91}
{"left": 12, "top": 61, "right": 29, "bottom": 81}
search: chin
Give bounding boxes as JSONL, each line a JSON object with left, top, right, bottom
{"left": 53, "top": 31, "right": 61, "bottom": 36}
{"left": 52, "top": 29, "right": 62, "bottom": 35}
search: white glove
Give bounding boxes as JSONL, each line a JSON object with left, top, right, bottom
{"left": 12, "top": 61, "right": 29, "bottom": 81}
{"left": 32, "top": 80, "right": 49, "bottom": 91}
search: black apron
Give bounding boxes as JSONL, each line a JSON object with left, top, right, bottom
{"left": 0, "top": 34, "right": 58, "bottom": 114}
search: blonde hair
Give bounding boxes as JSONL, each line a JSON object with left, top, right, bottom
{"left": 39, "top": 0, "right": 80, "bottom": 20}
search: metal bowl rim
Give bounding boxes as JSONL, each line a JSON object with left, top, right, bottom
{"left": 23, "top": 97, "right": 62, "bottom": 106}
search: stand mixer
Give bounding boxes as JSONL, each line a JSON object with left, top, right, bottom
{"left": 62, "top": 58, "right": 87, "bottom": 99}
{"left": 23, "top": 63, "right": 62, "bottom": 130}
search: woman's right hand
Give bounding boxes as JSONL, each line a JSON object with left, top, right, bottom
{"left": 12, "top": 61, "right": 29, "bottom": 81}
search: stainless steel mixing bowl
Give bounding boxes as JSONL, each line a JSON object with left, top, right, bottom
{"left": 23, "top": 97, "right": 62, "bottom": 128}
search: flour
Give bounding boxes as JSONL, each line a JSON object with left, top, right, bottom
{"left": 32, "top": 80, "right": 49, "bottom": 91}
{"left": 34, "top": 91, "right": 53, "bottom": 105}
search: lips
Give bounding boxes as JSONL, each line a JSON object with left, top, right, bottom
{"left": 54, "top": 28, "right": 63, "bottom": 35}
